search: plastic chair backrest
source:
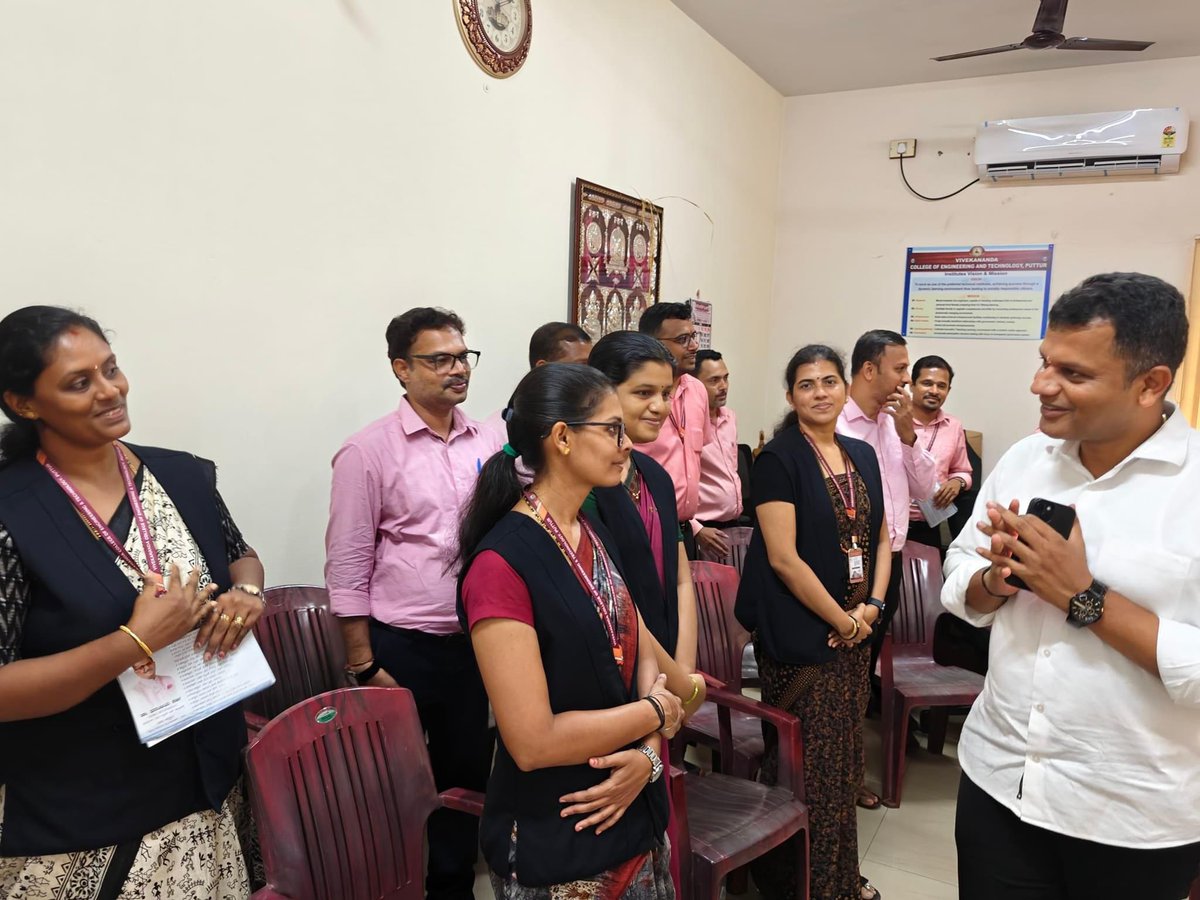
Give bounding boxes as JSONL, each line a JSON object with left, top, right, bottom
{"left": 890, "top": 542, "right": 944, "bottom": 654}
{"left": 724, "top": 526, "right": 754, "bottom": 575}
{"left": 246, "top": 687, "right": 439, "bottom": 900}
{"left": 246, "top": 585, "right": 348, "bottom": 722}
{"left": 690, "top": 561, "right": 748, "bottom": 690}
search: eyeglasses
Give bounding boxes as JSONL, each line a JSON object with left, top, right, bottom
{"left": 566, "top": 421, "right": 627, "bottom": 447}
{"left": 409, "top": 351, "right": 481, "bottom": 374}
{"left": 662, "top": 331, "right": 700, "bottom": 348}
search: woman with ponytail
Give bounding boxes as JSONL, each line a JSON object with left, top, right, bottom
{"left": 734, "top": 345, "right": 890, "bottom": 900}
{"left": 0, "top": 306, "right": 263, "bottom": 898}
{"left": 456, "top": 363, "right": 686, "bottom": 899}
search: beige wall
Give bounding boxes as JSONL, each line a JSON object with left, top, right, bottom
{"left": 0, "top": 2, "right": 783, "bottom": 583}
{"left": 770, "top": 56, "right": 1200, "bottom": 472}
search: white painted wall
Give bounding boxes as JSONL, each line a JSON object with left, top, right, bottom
{"left": 0, "top": 1, "right": 783, "bottom": 584}
{"left": 771, "top": 56, "right": 1200, "bottom": 472}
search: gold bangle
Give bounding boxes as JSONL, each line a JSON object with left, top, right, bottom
{"left": 684, "top": 674, "right": 702, "bottom": 706}
{"left": 119, "top": 625, "right": 154, "bottom": 660}
{"left": 841, "top": 615, "right": 860, "bottom": 641}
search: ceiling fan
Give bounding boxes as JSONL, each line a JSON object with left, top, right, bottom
{"left": 933, "top": 0, "right": 1154, "bottom": 62}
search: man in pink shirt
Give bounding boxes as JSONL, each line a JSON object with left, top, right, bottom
{"left": 907, "top": 355, "right": 973, "bottom": 553}
{"left": 690, "top": 349, "right": 744, "bottom": 559}
{"left": 325, "top": 307, "right": 501, "bottom": 900}
{"left": 638, "top": 301, "right": 714, "bottom": 558}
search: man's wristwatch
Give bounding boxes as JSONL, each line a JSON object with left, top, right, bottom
{"left": 635, "top": 743, "right": 664, "bottom": 783}
{"left": 1066, "top": 579, "right": 1107, "bottom": 627}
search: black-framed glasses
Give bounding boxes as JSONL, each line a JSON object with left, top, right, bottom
{"left": 409, "top": 350, "right": 481, "bottom": 374}
{"left": 566, "top": 420, "right": 627, "bottom": 447}
{"left": 662, "top": 331, "right": 700, "bottom": 348}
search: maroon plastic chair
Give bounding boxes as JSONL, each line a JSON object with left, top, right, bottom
{"left": 698, "top": 526, "right": 754, "bottom": 575}
{"left": 671, "top": 677, "right": 810, "bottom": 900}
{"left": 243, "top": 585, "right": 349, "bottom": 735}
{"left": 682, "top": 561, "right": 764, "bottom": 780}
{"left": 880, "top": 541, "right": 984, "bottom": 807}
{"left": 245, "top": 687, "right": 484, "bottom": 900}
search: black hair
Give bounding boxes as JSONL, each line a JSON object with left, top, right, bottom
{"left": 1048, "top": 272, "right": 1188, "bottom": 383}
{"left": 528, "top": 321, "right": 592, "bottom": 369}
{"left": 911, "top": 355, "right": 955, "bottom": 384}
{"left": 454, "top": 363, "right": 615, "bottom": 570}
{"left": 637, "top": 300, "right": 692, "bottom": 337}
{"left": 774, "top": 344, "right": 847, "bottom": 437}
{"left": 385, "top": 307, "right": 466, "bottom": 363}
{"left": 587, "top": 330, "right": 676, "bottom": 383}
{"left": 851, "top": 329, "right": 906, "bottom": 375}
{"left": 0, "top": 306, "right": 108, "bottom": 467}
{"left": 693, "top": 349, "right": 723, "bottom": 375}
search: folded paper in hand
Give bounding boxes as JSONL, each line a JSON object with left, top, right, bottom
{"left": 918, "top": 483, "right": 957, "bottom": 528}
{"left": 117, "top": 632, "right": 275, "bottom": 746}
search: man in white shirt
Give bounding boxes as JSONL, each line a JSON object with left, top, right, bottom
{"left": 943, "top": 272, "right": 1200, "bottom": 900}
{"left": 690, "top": 349, "right": 744, "bottom": 559}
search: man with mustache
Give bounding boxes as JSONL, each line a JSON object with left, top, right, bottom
{"left": 907, "top": 354, "right": 973, "bottom": 553}
{"left": 690, "top": 348, "right": 744, "bottom": 559}
{"left": 325, "top": 307, "right": 500, "bottom": 900}
{"left": 943, "top": 273, "right": 1200, "bottom": 900}
{"left": 639, "top": 301, "right": 715, "bottom": 559}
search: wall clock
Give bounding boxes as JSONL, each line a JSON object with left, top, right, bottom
{"left": 454, "top": 0, "right": 532, "bottom": 78}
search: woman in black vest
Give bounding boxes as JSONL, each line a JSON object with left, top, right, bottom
{"left": 586, "top": 332, "right": 699, "bottom": 675}
{"left": 0, "top": 307, "right": 264, "bottom": 899}
{"left": 455, "top": 363, "right": 692, "bottom": 899}
{"left": 734, "top": 345, "right": 891, "bottom": 900}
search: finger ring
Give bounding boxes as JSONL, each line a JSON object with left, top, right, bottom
{"left": 219, "top": 613, "right": 231, "bottom": 625}
{"left": 232, "top": 616, "right": 245, "bottom": 629}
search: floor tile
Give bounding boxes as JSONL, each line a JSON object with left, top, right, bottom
{"left": 856, "top": 860, "right": 958, "bottom": 900}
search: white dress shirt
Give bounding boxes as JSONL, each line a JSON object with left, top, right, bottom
{"left": 942, "top": 406, "right": 1200, "bottom": 849}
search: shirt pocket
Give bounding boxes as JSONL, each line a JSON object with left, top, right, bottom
{"left": 1095, "top": 544, "right": 1190, "bottom": 620}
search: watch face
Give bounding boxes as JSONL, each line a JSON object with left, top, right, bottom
{"left": 477, "top": 0, "right": 528, "bottom": 54}
{"left": 1069, "top": 586, "right": 1105, "bottom": 625}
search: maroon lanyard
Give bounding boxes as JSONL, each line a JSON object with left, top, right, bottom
{"left": 523, "top": 490, "right": 623, "bottom": 664}
{"left": 924, "top": 421, "right": 942, "bottom": 452}
{"left": 38, "top": 442, "right": 162, "bottom": 579}
{"left": 802, "top": 433, "right": 857, "bottom": 520}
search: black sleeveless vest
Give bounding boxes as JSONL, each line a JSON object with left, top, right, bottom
{"left": 456, "top": 512, "right": 668, "bottom": 886}
{"left": 0, "top": 445, "right": 246, "bottom": 855}
{"left": 592, "top": 451, "right": 681, "bottom": 656}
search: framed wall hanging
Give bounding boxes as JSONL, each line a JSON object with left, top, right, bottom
{"left": 569, "top": 179, "right": 663, "bottom": 340}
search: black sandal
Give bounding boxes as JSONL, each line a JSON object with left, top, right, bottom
{"left": 860, "top": 874, "right": 882, "bottom": 900}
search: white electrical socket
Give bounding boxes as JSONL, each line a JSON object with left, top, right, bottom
{"left": 889, "top": 139, "right": 917, "bottom": 159}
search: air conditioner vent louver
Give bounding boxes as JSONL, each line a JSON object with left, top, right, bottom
{"left": 984, "top": 155, "right": 1169, "bottom": 181}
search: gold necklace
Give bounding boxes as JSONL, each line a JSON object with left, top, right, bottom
{"left": 624, "top": 465, "right": 641, "bottom": 502}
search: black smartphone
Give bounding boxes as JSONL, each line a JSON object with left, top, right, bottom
{"left": 1004, "top": 497, "right": 1076, "bottom": 590}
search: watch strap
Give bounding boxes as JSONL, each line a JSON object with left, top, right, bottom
{"left": 350, "top": 659, "right": 382, "bottom": 684}
{"left": 635, "top": 743, "right": 663, "bottom": 783}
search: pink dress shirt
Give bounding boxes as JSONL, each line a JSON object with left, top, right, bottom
{"left": 641, "top": 373, "right": 715, "bottom": 523}
{"left": 836, "top": 398, "right": 937, "bottom": 552}
{"left": 325, "top": 397, "right": 502, "bottom": 634}
{"left": 910, "top": 410, "right": 973, "bottom": 521}
{"left": 690, "top": 407, "right": 743, "bottom": 532}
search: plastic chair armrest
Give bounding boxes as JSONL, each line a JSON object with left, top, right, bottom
{"left": 704, "top": 682, "right": 807, "bottom": 800}
{"left": 439, "top": 788, "right": 486, "bottom": 817}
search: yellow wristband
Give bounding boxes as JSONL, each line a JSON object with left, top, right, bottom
{"left": 119, "top": 625, "right": 154, "bottom": 660}
{"left": 685, "top": 674, "right": 702, "bottom": 706}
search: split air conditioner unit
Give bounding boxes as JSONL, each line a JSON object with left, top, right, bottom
{"left": 975, "top": 108, "right": 1188, "bottom": 182}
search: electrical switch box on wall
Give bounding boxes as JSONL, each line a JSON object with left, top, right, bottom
{"left": 889, "top": 139, "right": 917, "bottom": 159}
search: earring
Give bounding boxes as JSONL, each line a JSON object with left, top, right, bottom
{"left": 561, "top": 446, "right": 571, "bottom": 456}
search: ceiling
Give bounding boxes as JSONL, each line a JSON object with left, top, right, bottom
{"left": 669, "top": 0, "right": 1200, "bottom": 96}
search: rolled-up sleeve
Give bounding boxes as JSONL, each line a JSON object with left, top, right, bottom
{"left": 942, "top": 465, "right": 1000, "bottom": 627}
{"left": 1157, "top": 618, "right": 1200, "bottom": 707}
{"left": 948, "top": 424, "right": 973, "bottom": 490}
{"left": 324, "top": 443, "right": 380, "bottom": 617}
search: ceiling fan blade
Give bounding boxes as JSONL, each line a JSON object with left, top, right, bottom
{"left": 1032, "top": 0, "right": 1069, "bottom": 35}
{"left": 932, "top": 43, "right": 1024, "bottom": 62}
{"left": 1058, "top": 37, "right": 1154, "bottom": 51}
